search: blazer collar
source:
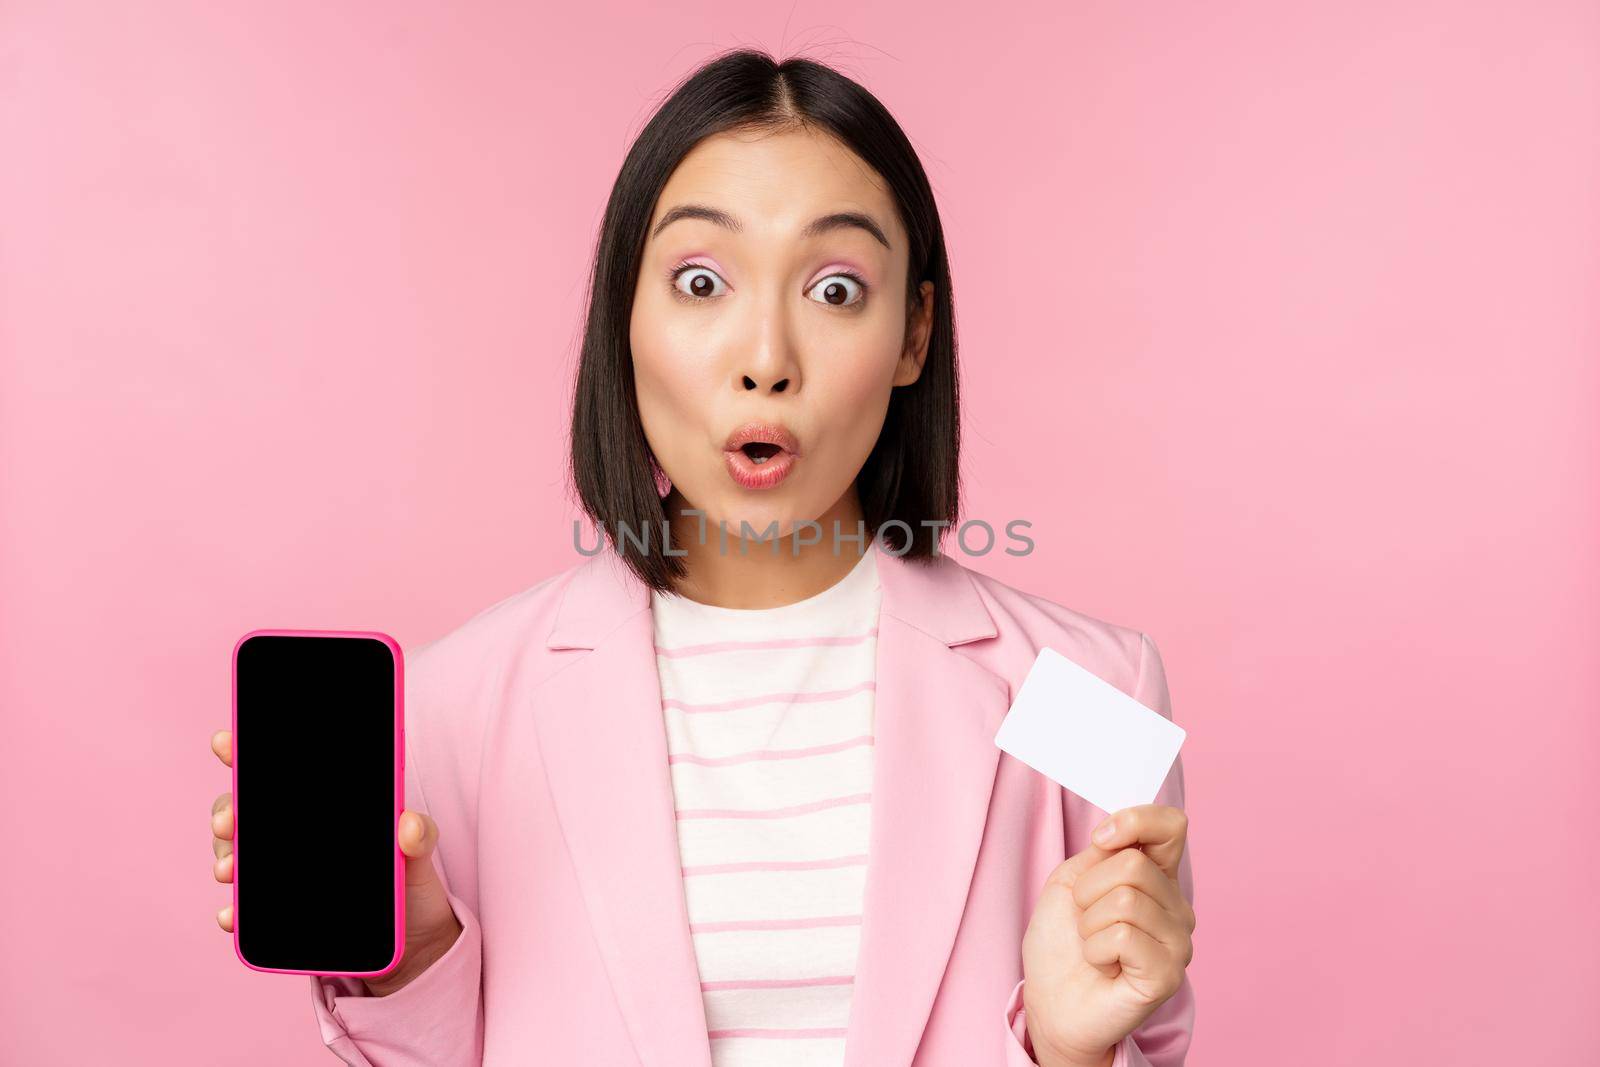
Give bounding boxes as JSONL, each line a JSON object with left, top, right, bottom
{"left": 530, "top": 540, "right": 1008, "bottom": 1067}
{"left": 546, "top": 539, "right": 999, "bottom": 652}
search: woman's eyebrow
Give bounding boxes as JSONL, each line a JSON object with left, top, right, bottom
{"left": 650, "top": 203, "right": 891, "bottom": 249}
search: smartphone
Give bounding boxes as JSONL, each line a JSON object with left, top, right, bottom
{"left": 231, "top": 629, "right": 404, "bottom": 978}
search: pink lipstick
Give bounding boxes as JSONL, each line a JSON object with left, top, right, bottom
{"left": 723, "top": 421, "right": 801, "bottom": 490}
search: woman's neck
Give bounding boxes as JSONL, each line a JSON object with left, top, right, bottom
{"left": 661, "top": 487, "right": 869, "bottom": 609}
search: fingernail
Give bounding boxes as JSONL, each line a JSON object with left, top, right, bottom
{"left": 1092, "top": 819, "right": 1115, "bottom": 845}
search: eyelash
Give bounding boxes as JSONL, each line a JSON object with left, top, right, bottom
{"left": 666, "top": 259, "right": 870, "bottom": 308}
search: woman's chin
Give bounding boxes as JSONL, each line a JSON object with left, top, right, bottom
{"left": 680, "top": 500, "right": 812, "bottom": 549}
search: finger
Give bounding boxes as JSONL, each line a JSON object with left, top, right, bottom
{"left": 1078, "top": 884, "right": 1186, "bottom": 951}
{"left": 1073, "top": 847, "right": 1189, "bottom": 923}
{"left": 1082, "top": 920, "right": 1163, "bottom": 976}
{"left": 211, "top": 799, "right": 233, "bottom": 841}
{"left": 398, "top": 810, "right": 442, "bottom": 886}
{"left": 211, "top": 794, "right": 233, "bottom": 861}
{"left": 1050, "top": 839, "right": 1117, "bottom": 895}
{"left": 1090, "top": 804, "right": 1187, "bottom": 881}
{"left": 1035, "top": 848, "right": 1120, "bottom": 980}
{"left": 214, "top": 851, "right": 233, "bottom": 883}
{"left": 212, "top": 730, "right": 232, "bottom": 768}
{"left": 399, "top": 810, "right": 437, "bottom": 858}
{"left": 217, "top": 904, "right": 234, "bottom": 933}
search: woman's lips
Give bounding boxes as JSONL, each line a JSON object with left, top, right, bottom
{"left": 724, "top": 444, "right": 796, "bottom": 489}
{"left": 722, "top": 421, "right": 800, "bottom": 490}
{"left": 723, "top": 422, "right": 800, "bottom": 455}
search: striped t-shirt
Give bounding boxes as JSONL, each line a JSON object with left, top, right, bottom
{"left": 649, "top": 547, "right": 882, "bottom": 1067}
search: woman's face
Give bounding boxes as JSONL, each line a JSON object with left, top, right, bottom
{"left": 630, "top": 125, "right": 934, "bottom": 544}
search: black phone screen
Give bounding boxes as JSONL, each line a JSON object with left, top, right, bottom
{"left": 233, "top": 632, "right": 401, "bottom": 976}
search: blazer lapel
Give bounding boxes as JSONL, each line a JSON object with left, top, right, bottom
{"left": 531, "top": 549, "right": 715, "bottom": 1067}
{"left": 530, "top": 543, "right": 1007, "bottom": 1067}
{"left": 841, "top": 546, "right": 1009, "bottom": 1067}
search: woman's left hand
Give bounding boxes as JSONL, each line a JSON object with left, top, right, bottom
{"left": 1019, "top": 804, "right": 1195, "bottom": 1067}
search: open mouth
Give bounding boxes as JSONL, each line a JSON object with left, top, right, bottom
{"left": 739, "top": 441, "right": 785, "bottom": 465}
{"left": 723, "top": 422, "right": 800, "bottom": 489}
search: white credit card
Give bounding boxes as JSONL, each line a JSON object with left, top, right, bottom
{"left": 994, "top": 646, "right": 1186, "bottom": 815}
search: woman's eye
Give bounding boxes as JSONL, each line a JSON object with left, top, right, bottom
{"left": 806, "top": 273, "right": 865, "bottom": 307}
{"left": 671, "top": 265, "right": 727, "bottom": 300}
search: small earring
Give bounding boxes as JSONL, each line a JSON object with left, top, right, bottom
{"left": 650, "top": 456, "right": 672, "bottom": 499}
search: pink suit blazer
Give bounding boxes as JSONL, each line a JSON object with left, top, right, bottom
{"left": 310, "top": 541, "right": 1195, "bottom": 1066}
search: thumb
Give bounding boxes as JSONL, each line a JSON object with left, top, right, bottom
{"left": 398, "top": 809, "right": 442, "bottom": 881}
{"left": 396, "top": 810, "right": 458, "bottom": 942}
{"left": 1089, "top": 804, "right": 1188, "bottom": 882}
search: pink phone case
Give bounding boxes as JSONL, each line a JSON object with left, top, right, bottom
{"left": 230, "top": 628, "right": 406, "bottom": 979}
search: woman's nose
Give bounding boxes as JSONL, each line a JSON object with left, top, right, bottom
{"left": 740, "top": 370, "right": 791, "bottom": 393}
{"left": 734, "top": 300, "right": 801, "bottom": 394}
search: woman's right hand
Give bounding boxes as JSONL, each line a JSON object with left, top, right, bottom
{"left": 210, "top": 728, "right": 466, "bottom": 996}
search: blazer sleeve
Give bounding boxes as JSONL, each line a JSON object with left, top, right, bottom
{"left": 307, "top": 652, "right": 487, "bottom": 1067}
{"left": 1001, "top": 631, "right": 1196, "bottom": 1066}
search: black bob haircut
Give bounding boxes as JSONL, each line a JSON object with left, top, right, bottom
{"left": 568, "top": 47, "right": 961, "bottom": 593}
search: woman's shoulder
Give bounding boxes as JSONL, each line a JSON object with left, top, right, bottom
{"left": 404, "top": 555, "right": 594, "bottom": 695}
{"left": 946, "top": 553, "right": 1155, "bottom": 702}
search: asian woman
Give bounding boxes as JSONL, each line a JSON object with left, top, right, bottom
{"left": 209, "top": 47, "right": 1195, "bottom": 1067}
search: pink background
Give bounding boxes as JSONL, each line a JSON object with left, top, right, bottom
{"left": 3, "top": 2, "right": 1596, "bottom": 1064}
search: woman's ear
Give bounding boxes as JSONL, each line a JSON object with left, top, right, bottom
{"left": 894, "top": 280, "right": 936, "bottom": 386}
{"left": 649, "top": 450, "right": 672, "bottom": 498}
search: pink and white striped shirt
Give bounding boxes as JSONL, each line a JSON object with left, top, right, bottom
{"left": 649, "top": 547, "right": 882, "bottom": 1067}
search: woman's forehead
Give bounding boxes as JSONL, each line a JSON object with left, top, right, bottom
{"left": 652, "top": 128, "right": 900, "bottom": 248}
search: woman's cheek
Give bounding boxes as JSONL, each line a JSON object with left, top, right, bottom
{"left": 829, "top": 339, "right": 898, "bottom": 452}
{"left": 633, "top": 350, "right": 703, "bottom": 480}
